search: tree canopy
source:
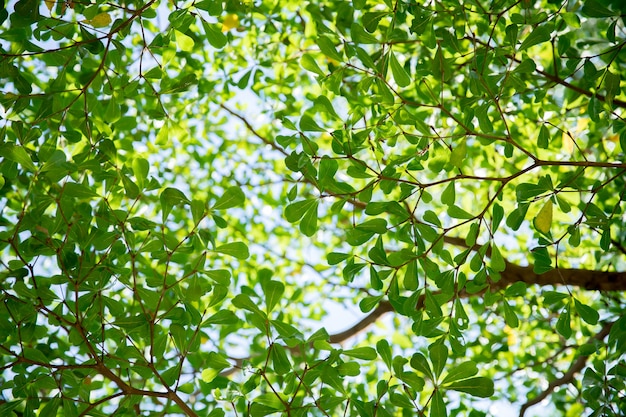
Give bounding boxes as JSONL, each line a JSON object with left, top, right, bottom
{"left": 1, "top": 0, "right": 625, "bottom": 416}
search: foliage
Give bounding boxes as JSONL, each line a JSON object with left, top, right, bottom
{"left": 1, "top": 0, "right": 626, "bottom": 416}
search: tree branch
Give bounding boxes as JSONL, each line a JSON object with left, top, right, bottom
{"left": 518, "top": 320, "right": 615, "bottom": 417}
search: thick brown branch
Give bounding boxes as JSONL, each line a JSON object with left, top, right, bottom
{"left": 326, "top": 260, "right": 625, "bottom": 345}
{"left": 444, "top": 235, "right": 626, "bottom": 291}
{"left": 518, "top": 320, "right": 615, "bottom": 417}
{"left": 496, "top": 263, "right": 626, "bottom": 292}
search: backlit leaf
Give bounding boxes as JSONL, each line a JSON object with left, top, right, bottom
{"left": 534, "top": 200, "right": 553, "bottom": 234}
{"left": 446, "top": 377, "right": 494, "bottom": 397}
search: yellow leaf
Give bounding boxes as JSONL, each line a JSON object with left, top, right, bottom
{"left": 534, "top": 200, "right": 553, "bottom": 234}
{"left": 45, "top": 0, "right": 55, "bottom": 12}
{"left": 86, "top": 12, "right": 111, "bottom": 28}
{"left": 221, "top": 14, "right": 239, "bottom": 32}
{"left": 561, "top": 131, "right": 574, "bottom": 154}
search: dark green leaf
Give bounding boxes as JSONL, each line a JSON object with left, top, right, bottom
{"left": 270, "top": 343, "right": 291, "bottom": 374}
{"left": 490, "top": 244, "right": 506, "bottom": 273}
{"left": 519, "top": 25, "right": 552, "bottom": 51}
{"left": 284, "top": 199, "right": 317, "bottom": 223}
{"left": 581, "top": 0, "right": 616, "bottom": 17}
{"left": 430, "top": 390, "right": 447, "bottom": 417}
{"left": 574, "top": 299, "right": 599, "bottom": 325}
{"left": 446, "top": 377, "right": 494, "bottom": 397}
{"left": 502, "top": 301, "right": 519, "bottom": 328}
{"left": 429, "top": 344, "right": 448, "bottom": 379}
{"left": 556, "top": 304, "right": 572, "bottom": 339}
{"left": 410, "top": 352, "right": 433, "bottom": 380}
{"left": 389, "top": 51, "right": 411, "bottom": 87}
{"left": 441, "top": 182, "right": 455, "bottom": 206}
{"left": 376, "top": 339, "right": 392, "bottom": 368}
{"left": 441, "top": 361, "right": 478, "bottom": 384}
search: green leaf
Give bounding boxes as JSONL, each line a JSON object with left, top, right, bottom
{"left": 214, "top": 242, "right": 249, "bottom": 259}
{"left": 174, "top": 29, "right": 194, "bottom": 52}
{"left": 424, "top": 210, "right": 442, "bottom": 227}
{"left": 204, "top": 310, "right": 239, "bottom": 325}
{"left": 430, "top": 390, "right": 447, "bottom": 417}
{"left": 389, "top": 51, "right": 411, "bottom": 87}
{"left": 588, "top": 96, "right": 602, "bottom": 122}
{"left": 263, "top": 280, "right": 285, "bottom": 313}
{"left": 447, "top": 205, "right": 473, "bottom": 219}
{"left": 376, "top": 339, "right": 392, "bottom": 368}
{"left": 441, "top": 361, "right": 478, "bottom": 384}
{"left": 514, "top": 58, "right": 536, "bottom": 73}
{"left": 428, "top": 344, "right": 448, "bottom": 379}
{"left": 410, "top": 352, "right": 433, "bottom": 380}
{"left": 316, "top": 35, "right": 343, "bottom": 61}
{"left": 502, "top": 301, "right": 519, "bottom": 328}
{"left": 532, "top": 246, "right": 553, "bottom": 274}
{"left": 343, "top": 347, "right": 377, "bottom": 360}
{"left": 465, "top": 223, "right": 479, "bottom": 247}
{"left": 64, "top": 182, "right": 100, "bottom": 199}
{"left": 581, "top": 0, "right": 616, "bottom": 17}
{"left": 337, "top": 361, "right": 360, "bottom": 376}
{"left": 519, "top": 25, "right": 552, "bottom": 51}
{"left": 534, "top": 200, "right": 553, "bottom": 234}
{"left": 38, "top": 396, "right": 61, "bottom": 417}
{"left": 446, "top": 377, "right": 494, "bottom": 397}
{"left": 556, "top": 304, "right": 572, "bottom": 339}
{"left": 206, "top": 351, "right": 231, "bottom": 370}
{"left": 270, "top": 343, "right": 291, "bottom": 374}
{"left": 357, "top": 218, "right": 388, "bottom": 234}
{"left": 300, "top": 200, "right": 319, "bottom": 236}
{"left": 441, "top": 182, "right": 455, "bottom": 206}
{"left": 504, "top": 281, "right": 527, "bottom": 297}
{"left": 191, "top": 199, "right": 205, "bottom": 224}
{"left": 284, "top": 199, "right": 317, "bottom": 222}
{"left": 0, "top": 144, "right": 37, "bottom": 171}
{"left": 299, "top": 115, "right": 325, "bottom": 132}
{"left": 574, "top": 299, "right": 599, "bottom": 325}
{"left": 404, "top": 259, "right": 418, "bottom": 290}
{"left": 204, "top": 269, "right": 231, "bottom": 285}
{"left": 362, "top": 11, "right": 388, "bottom": 32}
{"left": 351, "top": 22, "right": 379, "bottom": 44}
{"left": 492, "top": 203, "right": 504, "bottom": 231}
{"left": 449, "top": 140, "right": 467, "bottom": 168}
{"left": 328, "top": 252, "right": 351, "bottom": 265}
{"left": 506, "top": 203, "right": 529, "bottom": 230}
{"left": 359, "top": 295, "right": 384, "bottom": 312}
{"left": 132, "top": 157, "right": 149, "bottom": 188}
{"left": 160, "top": 187, "right": 190, "bottom": 221}
{"left": 203, "top": 22, "right": 228, "bottom": 48}
{"left": 301, "top": 54, "right": 325, "bottom": 76}
{"left": 490, "top": 244, "right": 506, "bottom": 273}
{"left": 212, "top": 186, "right": 245, "bottom": 210}
{"left": 538, "top": 125, "right": 550, "bottom": 149}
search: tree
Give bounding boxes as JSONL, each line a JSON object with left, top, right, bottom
{"left": 0, "top": 0, "right": 625, "bottom": 416}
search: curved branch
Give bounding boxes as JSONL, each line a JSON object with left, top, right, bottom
{"left": 444, "top": 235, "right": 626, "bottom": 291}
{"left": 497, "top": 263, "right": 626, "bottom": 292}
{"left": 518, "top": 320, "right": 615, "bottom": 417}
